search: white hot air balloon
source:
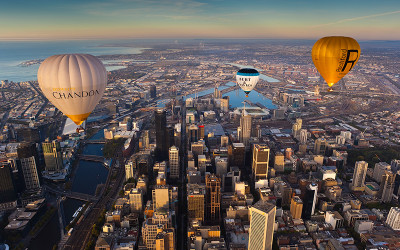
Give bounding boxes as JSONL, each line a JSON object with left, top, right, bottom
{"left": 236, "top": 68, "right": 259, "bottom": 97}
{"left": 38, "top": 54, "right": 107, "bottom": 125}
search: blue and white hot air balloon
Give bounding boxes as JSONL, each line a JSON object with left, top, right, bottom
{"left": 236, "top": 68, "right": 259, "bottom": 97}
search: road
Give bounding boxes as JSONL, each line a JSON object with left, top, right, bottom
{"left": 178, "top": 102, "right": 188, "bottom": 250}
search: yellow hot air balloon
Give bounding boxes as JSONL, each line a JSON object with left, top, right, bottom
{"left": 38, "top": 54, "right": 107, "bottom": 125}
{"left": 312, "top": 36, "right": 360, "bottom": 90}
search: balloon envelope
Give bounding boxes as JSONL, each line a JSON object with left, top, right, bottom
{"left": 236, "top": 68, "right": 259, "bottom": 97}
{"left": 312, "top": 36, "right": 360, "bottom": 88}
{"left": 38, "top": 54, "right": 107, "bottom": 125}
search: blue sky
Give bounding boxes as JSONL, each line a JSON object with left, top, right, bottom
{"left": 1, "top": 0, "right": 399, "bottom": 40}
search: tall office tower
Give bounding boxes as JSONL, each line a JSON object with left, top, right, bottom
{"left": 155, "top": 109, "right": 168, "bottom": 161}
{"left": 215, "top": 157, "right": 228, "bottom": 177}
{"left": 290, "top": 196, "right": 303, "bottom": 219}
{"left": 143, "top": 130, "right": 150, "bottom": 149}
{"left": 252, "top": 144, "right": 270, "bottom": 180}
{"left": 302, "top": 183, "right": 318, "bottom": 220}
{"left": 42, "top": 139, "right": 63, "bottom": 171}
{"left": 229, "top": 143, "right": 245, "bottom": 168}
{"left": 296, "top": 118, "right": 302, "bottom": 130}
{"left": 314, "top": 138, "right": 327, "bottom": 155}
{"left": 391, "top": 159, "right": 400, "bottom": 172}
{"left": 129, "top": 188, "right": 143, "bottom": 212}
{"left": 220, "top": 135, "right": 229, "bottom": 147}
{"left": 167, "top": 126, "right": 175, "bottom": 149}
{"left": 274, "top": 152, "right": 285, "bottom": 173}
{"left": 282, "top": 186, "right": 293, "bottom": 207}
{"left": 125, "top": 160, "right": 135, "bottom": 181}
{"left": 198, "top": 125, "right": 205, "bottom": 140}
{"left": 386, "top": 207, "right": 400, "bottom": 231}
{"left": 221, "top": 96, "right": 229, "bottom": 113}
{"left": 373, "top": 162, "right": 391, "bottom": 183}
{"left": 292, "top": 123, "right": 300, "bottom": 138}
{"left": 248, "top": 200, "right": 276, "bottom": 250}
{"left": 150, "top": 85, "right": 157, "bottom": 98}
{"left": 188, "top": 125, "right": 198, "bottom": 143}
{"left": 169, "top": 146, "right": 179, "bottom": 179}
{"left": 206, "top": 174, "right": 221, "bottom": 224}
{"left": 153, "top": 185, "right": 171, "bottom": 213}
{"left": 17, "top": 142, "right": 40, "bottom": 191}
{"left": 0, "top": 163, "right": 17, "bottom": 205}
{"left": 155, "top": 228, "right": 175, "bottom": 250}
{"left": 299, "top": 129, "right": 308, "bottom": 144}
{"left": 239, "top": 111, "right": 252, "bottom": 147}
{"left": 187, "top": 184, "right": 206, "bottom": 222}
{"left": 336, "top": 135, "right": 346, "bottom": 145}
{"left": 379, "top": 171, "right": 395, "bottom": 203}
{"left": 142, "top": 213, "right": 171, "bottom": 249}
{"left": 351, "top": 161, "right": 368, "bottom": 191}
{"left": 191, "top": 141, "right": 204, "bottom": 158}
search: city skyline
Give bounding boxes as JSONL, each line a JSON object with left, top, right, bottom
{"left": 1, "top": 0, "right": 400, "bottom": 40}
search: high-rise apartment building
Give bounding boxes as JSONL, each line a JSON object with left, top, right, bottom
{"left": 351, "top": 161, "right": 368, "bottom": 191}
{"left": 373, "top": 162, "right": 391, "bottom": 183}
{"left": 299, "top": 129, "right": 307, "bottom": 144}
{"left": 302, "top": 183, "right": 318, "bottom": 220}
{"left": 248, "top": 200, "right": 276, "bottom": 250}
{"left": 252, "top": 144, "right": 270, "bottom": 180}
{"left": 187, "top": 184, "right": 206, "bottom": 222}
{"left": 42, "top": 139, "right": 63, "bottom": 171}
{"left": 386, "top": 207, "right": 400, "bottom": 231}
{"left": 206, "top": 174, "right": 221, "bottom": 224}
{"left": 169, "top": 146, "right": 179, "bottom": 179}
{"left": 379, "top": 171, "right": 395, "bottom": 203}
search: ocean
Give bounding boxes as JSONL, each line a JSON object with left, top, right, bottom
{"left": 0, "top": 40, "right": 145, "bottom": 82}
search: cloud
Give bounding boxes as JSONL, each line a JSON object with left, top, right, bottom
{"left": 312, "top": 10, "right": 400, "bottom": 28}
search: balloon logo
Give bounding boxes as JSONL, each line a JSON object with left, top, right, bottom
{"left": 38, "top": 54, "right": 107, "bottom": 125}
{"left": 236, "top": 68, "right": 259, "bottom": 97}
{"left": 312, "top": 36, "right": 360, "bottom": 89}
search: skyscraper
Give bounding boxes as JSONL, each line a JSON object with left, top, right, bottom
{"left": 373, "top": 162, "right": 391, "bottom": 183}
{"left": 302, "top": 183, "right": 318, "bottom": 220}
{"left": 168, "top": 146, "right": 179, "bottom": 179}
{"left": 150, "top": 85, "right": 157, "bottom": 98}
{"left": 248, "top": 200, "right": 276, "bottom": 250}
{"left": 17, "top": 142, "right": 40, "bottom": 191}
{"left": 252, "top": 144, "right": 270, "bottom": 180}
{"left": 129, "top": 188, "right": 143, "bottom": 212}
{"left": 42, "top": 139, "right": 63, "bottom": 171}
{"left": 229, "top": 143, "right": 245, "bottom": 168}
{"left": 0, "top": 162, "right": 17, "bottom": 205}
{"left": 386, "top": 207, "right": 400, "bottom": 231}
{"left": 155, "top": 109, "right": 168, "bottom": 161}
{"left": 379, "top": 171, "right": 395, "bottom": 203}
{"left": 153, "top": 185, "right": 171, "bottom": 213}
{"left": 351, "top": 161, "right": 368, "bottom": 191}
{"left": 299, "top": 129, "right": 307, "bottom": 144}
{"left": 239, "top": 111, "right": 252, "bottom": 147}
{"left": 206, "top": 174, "right": 221, "bottom": 224}
{"left": 290, "top": 196, "right": 303, "bottom": 219}
{"left": 187, "top": 184, "right": 206, "bottom": 222}
{"left": 314, "top": 138, "right": 327, "bottom": 155}
{"left": 188, "top": 125, "right": 198, "bottom": 143}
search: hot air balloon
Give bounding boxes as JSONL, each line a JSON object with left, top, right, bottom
{"left": 312, "top": 36, "right": 360, "bottom": 91}
{"left": 236, "top": 68, "right": 259, "bottom": 97}
{"left": 38, "top": 54, "right": 107, "bottom": 125}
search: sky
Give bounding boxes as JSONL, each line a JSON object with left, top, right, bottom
{"left": 1, "top": 0, "right": 400, "bottom": 40}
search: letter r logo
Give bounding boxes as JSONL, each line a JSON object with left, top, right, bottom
{"left": 341, "top": 50, "right": 359, "bottom": 72}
